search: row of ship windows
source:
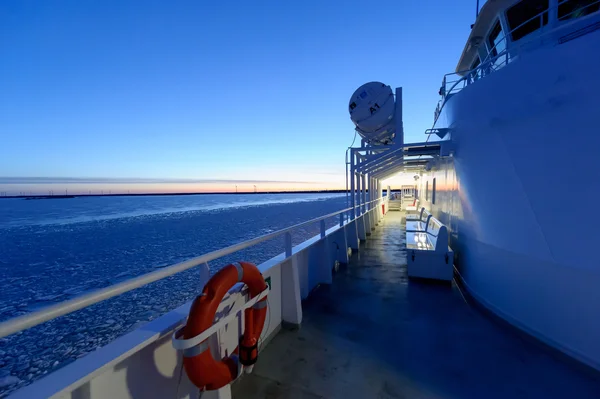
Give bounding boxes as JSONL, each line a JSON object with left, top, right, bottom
{"left": 472, "top": 0, "right": 599, "bottom": 69}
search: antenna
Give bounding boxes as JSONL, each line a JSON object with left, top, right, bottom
{"left": 476, "top": 0, "right": 480, "bottom": 18}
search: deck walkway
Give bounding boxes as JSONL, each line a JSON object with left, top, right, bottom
{"left": 233, "top": 212, "right": 600, "bottom": 398}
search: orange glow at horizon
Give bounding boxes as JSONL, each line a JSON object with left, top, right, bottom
{"left": 0, "top": 181, "right": 347, "bottom": 196}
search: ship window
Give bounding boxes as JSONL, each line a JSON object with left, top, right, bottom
{"left": 432, "top": 178, "right": 437, "bottom": 204}
{"left": 558, "top": 0, "right": 599, "bottom": 21}
{"left": 487, "top": 21, "right": 506, "bottom": 57}
{"left": 506, "top": 0, "right": 549, "bottom": 42}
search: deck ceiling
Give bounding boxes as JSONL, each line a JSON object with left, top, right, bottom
{"left": 353, "top": 141, "right": 441, "bottom": 179}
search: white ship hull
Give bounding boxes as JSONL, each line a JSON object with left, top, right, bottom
{"left": 422, "top": 23, "right": 600, "bottom": 370}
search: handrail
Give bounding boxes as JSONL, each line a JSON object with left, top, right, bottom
{"left": 0, "top": 196, "right": 384, "bottom": 339}
{"left": 434, "top": 0, "right": 600, "bottom": 123}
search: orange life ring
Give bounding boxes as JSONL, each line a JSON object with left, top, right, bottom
{"left": 182, "top": 261, "right": 268, "bottom": 391}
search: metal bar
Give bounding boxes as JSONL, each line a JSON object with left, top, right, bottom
{"left": 357, "top": 171, "right": 362, "bottom": 215}
{"left": 372, "top": 164, "right": 406, "bottom": 180}
{"left": 360, "top": 157, "right": 399, "bottom": 174}
{"left": 0, "top": 196, "right": 385, "bottom": 339}
{"left": 369, "top": 175, "right": 375, "bottom": 209}
{"left": 353, "top": 147, "right": 397, "bottom": 172}
{"left": 355, "top": 147, "right": 402, "bottom": 171}
{"left": 360, "top": 156, "right": 402, "bottom": 175}
{"left": 368, "top": 177, "right": 371, "bottom": 210}
{"left": 320, "top": 220, "right": 326, "bottom": 238}
{"left": 340, "top": 212, "right": 344, "bottom": 227}
{"left": 395, "top": 87, "right": 404, "bottom": 146}
{"left": 370, "top": 164, "right": 400, "bottom": 179}
{"left": 357, "top": 144, "right": 439, "bottom": 174}
{"left": 357, "top": 170, "right": 362, "bottom": 215}
{"left": 361, "top": 173, "right": 367, "bottom": 214}
{"left": 350, "top": 151, "right": 356, "bottom": 220}
{"left": 285, "top": 232, "right": 292, "bottom": 257}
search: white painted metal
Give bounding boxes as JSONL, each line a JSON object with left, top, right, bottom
{"left": 406, "top": 207, "right": 430, "bottom": 224}
{"left": 425, "top": 4, "right": 600, "bottom": 371}
{"left": 284, "top": 232, "right": 292, "bottom": 257}
{"left": 280, "top": 255, "right": 302, "bottom": 326}
{"left": 406, "top": 215, "right": 453, "bottom": 281}
{"left": 437, "top": 0, "right": 600, "bottom": 122}
{"left": 361, "top": 173, "right": 367, "bottom": 215}
{"left": 394, "top": 87, "right": 403, "bottom": 145}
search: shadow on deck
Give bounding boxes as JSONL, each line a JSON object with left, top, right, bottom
{"left": 233, "top": 212, "right": 600, "bottom": 398}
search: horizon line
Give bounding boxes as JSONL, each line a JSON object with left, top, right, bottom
{"left": 0, "top": 176, "right": 321, "bottom": 185}
{"left": 0, "top": 189, "right": 350, "bottom": 199}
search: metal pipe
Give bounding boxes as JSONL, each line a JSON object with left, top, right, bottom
{"left": 354, "top": 146, "right": 400, "bottom": 172}
{"left": 350, "top": 150, "right": 356, "bottom": 219}
{"left": 369, "top": 177, "right": 373, "bottom": 209}
{"left": 360, "top": 155, "right": 402, "bottom": 174}
{"left": 395, "top": 87, "right": 404, "bottom": 146}
{"left": 361, "top": 173, "right": 367, "bottom": 214}
{"left": 356, "top": 151, "right": 361, "bottom": 215}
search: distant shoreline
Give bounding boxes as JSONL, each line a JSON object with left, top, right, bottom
{"left": 0, "top": 189, "right": 350, "bottom": 200}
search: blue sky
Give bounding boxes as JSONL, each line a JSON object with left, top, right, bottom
{"left": 0, "top": 0, "right": 475, "bottom": 193}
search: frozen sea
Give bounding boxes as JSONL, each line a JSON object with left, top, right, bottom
{"left": 0, "top": 193, "right": 346, "bottom": 395}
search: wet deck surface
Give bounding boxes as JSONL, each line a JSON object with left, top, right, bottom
{"left": 233, "top": 212, "right": 600, "bottom": 398}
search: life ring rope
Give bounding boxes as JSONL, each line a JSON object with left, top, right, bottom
{"left": 171, "top": 286, "right": 269, "bottom": 352}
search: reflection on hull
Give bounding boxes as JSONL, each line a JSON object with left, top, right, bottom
{"left": 421, "top": 28, "right": 600, "bottom": 370}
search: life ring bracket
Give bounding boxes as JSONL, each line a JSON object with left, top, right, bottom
{"left": 172, "top": 285, "right": 269, "bottom": 353}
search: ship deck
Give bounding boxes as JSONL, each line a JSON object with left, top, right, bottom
{"left": 232, "top": 212, "right": 600, "bottom": 398}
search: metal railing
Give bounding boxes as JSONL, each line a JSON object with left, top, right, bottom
{"left": 0, "top": 196, "right": 385, "bottom": 339}
{"left": 434, "top": 0, "right": 600, "bottom": 123}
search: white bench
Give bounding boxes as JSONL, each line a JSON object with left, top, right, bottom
{"left": 405, "top": 207, "right": 431, "bottom": 231}
{"left": 403, "top": 198, "right": 419, "bottom": 212}
{"left": 406, "top": 215, "right": 454, "bottom": 281}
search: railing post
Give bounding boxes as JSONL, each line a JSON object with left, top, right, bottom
{"left": 361, "top": 173, "right": 367, "bottom": 215}
{"left": 340, "top": 212, "right": 344, "bottom": 227}
{"left": 442, "top": 76, "right": 446, "bottom": 98}
{"left": 285, "top": 232, "right": 292, "bottom": 257}
{"left": 320, "top": 220, "right": 326, "bottom": 238}
{"left": 357, "top": 171, "right": 362, "bottom": 215}
{"left": 281, "top": 231, "right": 302, "bottom": 327}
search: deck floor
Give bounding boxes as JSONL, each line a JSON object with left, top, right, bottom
{"left": 232, "top": 212, "right": 600, "bottom": 398}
